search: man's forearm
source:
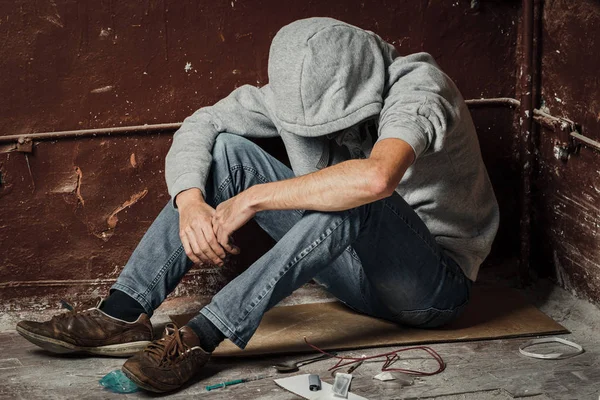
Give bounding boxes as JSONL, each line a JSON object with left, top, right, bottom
{"left": 209, "top": 138, "right": 413, "bottom": 248}
{"left": 242, "top": 138, "right": 415, "bottom": 213}
{"left": 244, "top": 158, "right": 395, "bottom": 213}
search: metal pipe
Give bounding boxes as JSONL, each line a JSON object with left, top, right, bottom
{"left": 465, "top": 98, "right": 521, "bottom": 108}
{"left": 0, "top": 122, "right": 182, "bottom": 144}
{"left": 1, "top": 97, "right": 596, "bottom": 154}
{"left": 518, "top": 0, "right": 536, "bottom": 285}
{"left": 570, "top": 131, "right": 600, "bottom": 152}
{"left": 533, "top": 109, "right": 570, "bottom": 130}
{"left": 533, "top": 108, "right": 561, "bottom": 121}
{"left": 0, "top": 98, "right": 522, "bottom": 145}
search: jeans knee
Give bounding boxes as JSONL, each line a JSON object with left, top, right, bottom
{"left": 213, "top": 133, "right": 263, "bottom": 171}
{"left": 213, "top": 133, "right": 250, "bottom": 157}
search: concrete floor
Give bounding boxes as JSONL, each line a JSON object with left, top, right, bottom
{"left": 1, "top": 280, "right": 600, "bottom": 400}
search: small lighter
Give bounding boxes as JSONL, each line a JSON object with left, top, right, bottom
{"left": 308, "top": 374, "right": 322, "bottom": 391}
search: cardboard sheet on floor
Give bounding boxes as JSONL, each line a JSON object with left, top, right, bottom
{"left": 170, "top": 286, "right": 568, "bottom": 357}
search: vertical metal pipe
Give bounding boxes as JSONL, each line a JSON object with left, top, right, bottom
{"left": 519, "top": 0, "right": 535, "bottom": 285}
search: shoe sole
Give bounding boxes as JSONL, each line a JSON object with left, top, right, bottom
{"left": 121, "top": 366, "right": 178, "bottom": 393}
{"left": 16, "top": 326, "right": 150, "bottom": 357}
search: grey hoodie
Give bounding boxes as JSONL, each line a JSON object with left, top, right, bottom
{"left": 165, "top": 17, "right": 499, "bottom": 281}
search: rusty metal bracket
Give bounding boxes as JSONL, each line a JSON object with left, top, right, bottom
{"left": 533, "top": 109, "right": 581, "bottom": 161}
{"left": 16, "top": 137, "right": 33, "bottom": 153}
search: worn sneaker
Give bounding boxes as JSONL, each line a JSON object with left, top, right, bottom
{"left": 122, "top": 324, "right": 211, "bottom": 393}
{"left": 16, "top": 301, "right": 153, "bottom": 356}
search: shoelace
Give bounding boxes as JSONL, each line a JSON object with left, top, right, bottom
{"left": 51, "top": 300, "right": 85, "bottom": 320}
{"left": 51, "top": 299, "right": 96, "bottom": 320}
{"left": 145, "top": 323, "right": 189, "bottom": 367}
{"left": 51, "top": 310, "right": 82, "bottom": 320}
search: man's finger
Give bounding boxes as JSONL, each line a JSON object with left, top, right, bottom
{"left": 180, "top": 233, "right": 200, "bottom": 264}
{"left": 185, "top": 228, "right": 211, "bottom": 265}
{"left": 212, "top": 223, "right": 239, "bottom": 256}
{"left": 222, "top": 239, "right": 241, "bottom": 255}
{"left": 197, "top": 229, "right": 224, "bottom": 266}
{"left": 202, "top": 225, "right": 227, "bottom": 259}
{"left": 216, "top": 229, "right": 241, "bottom": 256}
{"left": 215, "top": 225, "right": 230, "bottom": 249}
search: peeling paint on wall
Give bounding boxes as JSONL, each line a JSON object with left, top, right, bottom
{"left": 98, "top": 188, "right": 149, "bottom": 240}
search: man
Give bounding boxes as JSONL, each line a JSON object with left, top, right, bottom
{"left": 16, "top": 17, "right": 499, "bottom": 393}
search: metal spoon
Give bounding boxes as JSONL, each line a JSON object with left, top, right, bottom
{"left": 272, "top": 353, "right": 336, "bottom": 373}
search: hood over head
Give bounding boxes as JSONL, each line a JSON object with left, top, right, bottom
{"left": 267, "top": 17, "right": 398, "bottom": 137}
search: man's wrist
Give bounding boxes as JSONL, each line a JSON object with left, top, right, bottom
{"left": 175, "top": 188, "right": 205, "bottom": 209}
{"left": 243, "top": 185, "right": 266, "bottom": 213}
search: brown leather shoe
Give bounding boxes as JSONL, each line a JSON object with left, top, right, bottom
{"left": 16, "top": 302, "right": 153, "bottom": 357}
{"left": 122, "top": 324, "right": 210, "bottom": 393}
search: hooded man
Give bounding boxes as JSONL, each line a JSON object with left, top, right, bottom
{"left": 16, "top": 17, "right": 499, "bottom": 393}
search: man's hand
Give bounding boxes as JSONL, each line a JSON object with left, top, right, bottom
{"left": 212, "top": 192, "right": 256, "bottom": 252}
{"left": 176, "top": 189, "right": 233, "bottom": 266}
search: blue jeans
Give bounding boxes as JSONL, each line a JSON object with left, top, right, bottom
{"left": 113, "top": 133, "right": 472, "bottom": 349}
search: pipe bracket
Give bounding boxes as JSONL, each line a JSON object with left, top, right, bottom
{"left": 16, "top": 137, "right": 33, "bottom": 153}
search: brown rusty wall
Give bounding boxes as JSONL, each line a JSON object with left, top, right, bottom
{"left": 531, "top": 0, "right": 600, "bottom": 302}
{"left": 0, "top": 0, "right": 520, "bottom": 310}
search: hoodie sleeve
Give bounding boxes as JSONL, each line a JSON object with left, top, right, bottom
{"left": 377, "top": 53, "right": 460, "bottom": 159}
{"left": 165, "top": 84, "right": 279, "bottom": 202}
